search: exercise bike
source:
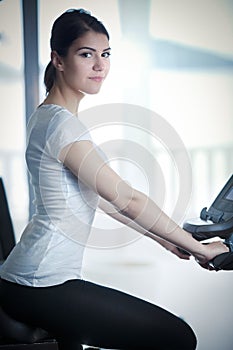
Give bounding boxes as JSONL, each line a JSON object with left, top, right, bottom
{"left": 182, "top": 174, "right": 233, "bottom": 270}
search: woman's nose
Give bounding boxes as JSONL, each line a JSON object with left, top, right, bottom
{"left": 93, "top": 57, "right": 104, "bottom": 71}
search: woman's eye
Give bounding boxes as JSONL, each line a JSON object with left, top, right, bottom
{"left": 80, "top": 52, "right": 92, "bottom": 58}
{"left": 102, "top": 52, "right": 111, "bottom": 58}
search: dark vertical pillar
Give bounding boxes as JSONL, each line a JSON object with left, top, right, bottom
{"left": 22, "top": 0, "right": 39, "bottom": 218}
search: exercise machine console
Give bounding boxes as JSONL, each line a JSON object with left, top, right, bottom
{"left": 183, "top": 174, "right": 233, "bottom": 270}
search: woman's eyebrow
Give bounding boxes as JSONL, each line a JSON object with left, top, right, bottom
{"left": 77, "top": 46, "right": 111, "bottom": 52}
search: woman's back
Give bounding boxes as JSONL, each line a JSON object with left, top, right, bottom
{"left": 0, "top": 104, "right": 99, "bottom": 287}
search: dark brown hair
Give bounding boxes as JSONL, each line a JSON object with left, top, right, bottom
{"left": 44, "top": 9, "right": 110, "bottom": 93}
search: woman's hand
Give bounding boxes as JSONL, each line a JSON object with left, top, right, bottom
{"left": 194, "top": 241, "right": 229, "bottom": 270}
{"left": 158, "top": 238, "right": 229, "bottom": 269}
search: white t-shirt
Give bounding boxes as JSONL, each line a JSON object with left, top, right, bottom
{"left": 0, "top": 104, "right": 99, "bottom": 287}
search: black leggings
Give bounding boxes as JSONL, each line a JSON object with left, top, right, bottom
{"left": 0, "top": 278, "right": 197, "bottom": 350}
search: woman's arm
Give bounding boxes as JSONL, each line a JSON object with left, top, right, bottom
{"left": 98, "top": 198, "right": 191, "bottom": 260}
{"left": 60, "top": 140, "right": 228, "bottom": 265}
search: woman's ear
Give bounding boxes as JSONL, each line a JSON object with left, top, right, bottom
{"left": 51, "top": 51, "right": 64, "bottom": 71}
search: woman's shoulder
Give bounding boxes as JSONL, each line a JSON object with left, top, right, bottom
{"left": 27, "top": 104, "right": 90, "bottom": 143}
{"left": 40, "top": 104, "right": 91, "bottom": 141}
{"left": 38, "top": 103, "right": 72, "bottom": 119}
{"left": 35, "top": 104, "right": 83, "bottom": 128}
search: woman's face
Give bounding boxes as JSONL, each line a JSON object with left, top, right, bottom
{"left": 57, "top": 31, "right": 111, "bottom": 95}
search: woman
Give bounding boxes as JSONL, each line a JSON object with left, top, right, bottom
{"left": 0, "top": 9, "right": 228, "bottom": 350}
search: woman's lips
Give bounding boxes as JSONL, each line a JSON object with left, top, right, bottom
{"left": 89, "top": 76, "right": 104, "bottom": 82}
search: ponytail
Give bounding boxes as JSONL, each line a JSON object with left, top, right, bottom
{"left": 44, "top": 61, "right": 56, "bottom": 94}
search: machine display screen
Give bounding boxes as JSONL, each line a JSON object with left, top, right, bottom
{"left": 225, "top": 187, "right": 233, "bottom": 201}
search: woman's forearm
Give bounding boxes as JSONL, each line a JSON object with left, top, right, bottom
{"left": 99, "top": 198, "right": 191, "bottom": 259}
{"left": 99, "top": 194, "right": 202, "bottom": 256}
{"left": 116, "top": 188, "right": 207, "bottom": 260}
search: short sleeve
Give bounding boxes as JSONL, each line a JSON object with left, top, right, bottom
{"left": 46, "top": 111, "right": 92, "bottom": 161}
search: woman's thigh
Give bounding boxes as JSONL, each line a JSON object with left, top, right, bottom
{"left": 0, "top": 279, "right": 197, "bottom": 350}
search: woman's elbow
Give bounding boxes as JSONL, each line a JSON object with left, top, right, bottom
{"left": 116, "top": 188, "right": 146, "bottom": 220}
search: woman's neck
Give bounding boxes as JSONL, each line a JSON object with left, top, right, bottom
{"left": 43, "top": 85, "right": 85, "bottom": 115}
